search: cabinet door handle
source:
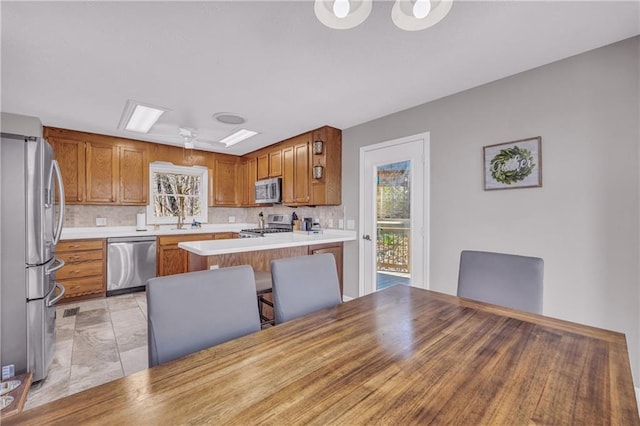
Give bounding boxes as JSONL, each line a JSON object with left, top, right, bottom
{"left": 362, "top": 235, "right": 372, "bottom": 241}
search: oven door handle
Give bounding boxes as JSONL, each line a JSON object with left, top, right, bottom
{"left": 47, "top": 283, "right": 66, "bottom": 307}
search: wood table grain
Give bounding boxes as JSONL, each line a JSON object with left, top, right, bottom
{"left": 8, "top": 286, "right": 639, "bottom": 425}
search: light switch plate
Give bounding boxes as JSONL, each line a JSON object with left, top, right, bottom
{"left": 327, "top": 219, "right": 334, "bottom": 228}
{"left": 228, "top": 216, "right": 235, "bottom": 223}
{"left": 96, "top": 217, "right": 107, "bottom": 226}
{"left": 347, "top": 220, "right": 355, "bottom": 230}
{"left": 338, "top": 219, "right": 344, "bottom": 229}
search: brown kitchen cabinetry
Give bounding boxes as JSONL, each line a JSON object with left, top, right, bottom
{"left": 56, "top": 239, "right": 106, "bottom": 302}
{"left": 309, "top": 126, "right": 342, "bottom": 205}
{"left": 210, "top": 156, "right": 240, "bottom": 206}
{"left": 157, "top": 233, "right": 237, "bottom": 276}
{"left": 49, "top": 137, "right": 85, "bottom": 203}
{"left": 257, "top": 149, "right": 282, "bottom": 180}
{"left": 309, "top": 242, "right": 343, "bottom": 296}
{"left": 85, "top": 142, "right": 118, "bottom": 203}
{"left": 281, "top": 133, "right": 311, "bottom": 205}
{"left": 239, "top": 157, "right": 258, "bottom": 206}
{"left": 269, "top": 150, "right": 282, "bottom": 177}
{"left": 257, "top": 154, "right": 269, "bottom": 180}
{"left": 119, "top": 145, "right": 148, "bottom": 204}
{"left": 45, "top": 127, "right": 149, "bottom": 205}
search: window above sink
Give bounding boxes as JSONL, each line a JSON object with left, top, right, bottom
{"left": 146, "top": 162, "right": 208, "bottom": 225}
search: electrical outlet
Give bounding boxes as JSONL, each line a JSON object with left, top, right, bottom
{"left": 347, "top": 219, "right": 355, "bottom": 230}
{"left": 95, "top": 217, "right": 107, "bottom": 227}
{"left": 209, "top": 264, "right": 219, "bottom": 270}
{"left": 327, "top": 219, "right": 334, "bottom": 228}
{"left": 338, "top": 219, "right": 344, "bottom": 229}
{"left": 228, "top": 216, "right": 235, "bottom": 223}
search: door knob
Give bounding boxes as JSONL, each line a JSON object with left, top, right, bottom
{"left": 362, "top": 234, "right": 371, "bottom": 241}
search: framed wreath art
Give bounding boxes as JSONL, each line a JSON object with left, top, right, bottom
{"left": 483, "top": 137, "right": 542, "bottom": 190}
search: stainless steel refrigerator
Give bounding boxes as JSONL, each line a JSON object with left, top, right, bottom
{"left": 1, "top": 133, "right": 66, "bottom": 382}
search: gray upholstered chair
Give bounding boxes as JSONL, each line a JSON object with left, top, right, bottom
{"left": 457, "top": 250, "right": 544, "bottom": 314}
{"left": 271, "top": 254, "right": 342, "bottom": 324}
{"left": 146, "top": 265, "right": 261, "bottom": 367}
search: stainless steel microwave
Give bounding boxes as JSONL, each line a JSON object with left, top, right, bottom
{"left": 255, "top": 177, "right": 281, "bottom": 204}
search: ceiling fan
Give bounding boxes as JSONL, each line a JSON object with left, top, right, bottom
{"left": 147, "top": 123, "right": 227, "bottom": 150}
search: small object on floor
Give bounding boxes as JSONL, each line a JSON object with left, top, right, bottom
{"left": 0, "top": 372, "right": 32, "bottom": 419}
{"left": 63, "top": 307, "right": 80, "bottom": 317}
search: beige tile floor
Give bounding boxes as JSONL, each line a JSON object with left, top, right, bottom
{"left": 24, "top": 292, "right": 148, "bottom": 410}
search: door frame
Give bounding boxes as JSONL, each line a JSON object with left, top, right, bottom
{"left": 358, "top": 132, "right": 430, "bottom": 296}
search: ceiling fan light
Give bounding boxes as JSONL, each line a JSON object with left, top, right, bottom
{"left": 314, "top": 0, "right": 372, "bottom": 30}
{"left": 412, "top": 0, "right": 431, "bottom": 19}
{"left": 392, "top": 0, "right": 453, "bottom": 31}
{"left": 118, "top": 100, "right": 169, "bottom": 133}
{"left": 220, "top": 129, "right": 259, "bottom": 147}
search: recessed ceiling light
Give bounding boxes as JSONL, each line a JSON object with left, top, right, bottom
{"left": 220, "top": 129, "right": 259, "bottom": 147}
{"left": 118, "top": 100, "right": 168, "bottom": 133}
{"left": 213, "top": 112, "right": 246, "bottom": 125}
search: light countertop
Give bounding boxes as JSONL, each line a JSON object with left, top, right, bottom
{"left": 178, "top": 230, "right": 357, "bottom": 256}
{"left": 60, "top": 224, "right": 255, "bottom": 240}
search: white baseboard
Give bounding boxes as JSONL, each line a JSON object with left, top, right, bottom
{"left": 342, "top": 295, "right": 354, "bottom": 302}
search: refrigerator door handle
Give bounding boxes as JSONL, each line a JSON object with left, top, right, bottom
{"left": 45, "top": 257, "right": 65, "bottom": 275}
{"left": 47, "top": 283, "right": 66, "bottom": 307}
{"left": 52, "top": 159, "right": 65, "bottom": 245}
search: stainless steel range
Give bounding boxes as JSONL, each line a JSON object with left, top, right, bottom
{"left": 239, "top": 214, "right": 293, "bottom": 238}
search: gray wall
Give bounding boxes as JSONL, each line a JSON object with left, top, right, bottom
{"left": 342, "top": 37, "right": 640, "bottom": 382}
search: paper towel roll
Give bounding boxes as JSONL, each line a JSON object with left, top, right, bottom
{"left": 136, "top": 213, "right": 146, "bottom": 231}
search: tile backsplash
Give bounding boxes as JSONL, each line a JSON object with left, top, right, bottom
{"left": 62, "top": 205, "right": 345, "bottom": 229}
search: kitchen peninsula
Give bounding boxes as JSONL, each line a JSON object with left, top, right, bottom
{"left": 180, "top": 230, "right": 356, "bottom": 294}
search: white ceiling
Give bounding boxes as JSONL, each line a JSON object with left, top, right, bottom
{"left": 2, "top": 1, "right": 638, "bottom": 155}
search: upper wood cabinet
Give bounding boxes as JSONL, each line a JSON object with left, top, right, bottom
{"left": 119, "top": 145, "right": 148, "bottom": 204}
{"left": 281, "top": 135, "right": 310, "bottom": 205}
{"left": 257, "top": 154, "right": 269, "bottom": 180}
{"left": 49, "top": 137, "right": 85, "bottom": 203}
{"left": 257, "top": 150, "right": 282, "bottom": 180}
{"left": 210, "top": 155, "right": 240, "bottom": 206}
{"left": 85, "top": 142, "right": 118, "bottom": 203}
{"left": 46, "top": 128, "right": 149, "bottom": 205}
{"left": 240, "top": 157, "right": 258, "bottom": 206}
{"left": 269, "top": 150, "right": 282, "bottom": 177}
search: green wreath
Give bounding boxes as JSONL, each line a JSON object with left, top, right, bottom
{"left": 490, "top": 146, "right": 534, "bottom": 184}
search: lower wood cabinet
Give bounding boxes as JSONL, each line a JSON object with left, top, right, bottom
{"left": 56, "top": 239, "right": 106, "bottom": 302}
{"left": 157, "top": 233, "right": 238, "bottom": 276}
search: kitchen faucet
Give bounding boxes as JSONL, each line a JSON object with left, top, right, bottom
{"left": 176, "top": 211, "right": 185, "bottom": 230}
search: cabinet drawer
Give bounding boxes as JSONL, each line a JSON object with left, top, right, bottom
{"left": 58, "top": 250, "right": 103, "bottom": 263}
{"left": 158, "top": 234, "right": 213, "bottom": 246}
{"left": 213, "top": 232, "right": 236, "bottom": 240}
{"left": 57, "top": 260, "right": 103, "bottom": 280}
{"left": 60, "top": 276, "right": 104, "bottom": 298}
{"left": 57, "top": 239, "right": 104, "bottom": 253}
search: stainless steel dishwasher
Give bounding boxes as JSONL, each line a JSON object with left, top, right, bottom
{"left": 107, "top": 236, "right": 157, "bottom": 296}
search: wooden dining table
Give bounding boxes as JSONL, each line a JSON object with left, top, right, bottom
{"left": 8, "top": 285, "right": 640, "bottom": 425}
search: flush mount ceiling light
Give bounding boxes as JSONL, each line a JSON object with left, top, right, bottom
{"left": 220, "top": 129, "right": 259, "bottom": 147}
{"left": 118, "top": 100, "right": 169, "bottom": 133}
{"left": 314, "top": 0, "right": 452, "bottom": 31}
{"left": 392, "top": 0, "right": 453, "bottom": 31}
{"left": 314, "top": 0, "right": 372, "bottom": 30}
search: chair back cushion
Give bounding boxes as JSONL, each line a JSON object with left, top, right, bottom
{"left": 457, "top": 250, "right": 543, "bottom": 314}
{"left": 271, "top": 254, "right": 342, "bottom": 324}
{"left": 147, "top": 265, "right": 261, "bottom": 367}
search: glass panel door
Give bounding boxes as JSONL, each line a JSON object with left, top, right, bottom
{"left": 376, "top": 161, "right": 411, "bottom": 290}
